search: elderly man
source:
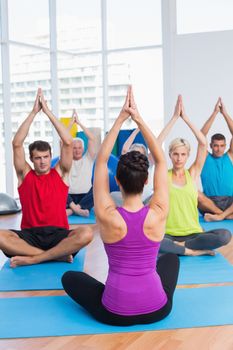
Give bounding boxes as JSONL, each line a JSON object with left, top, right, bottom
{"left": 66, "top": 110, "right": 96, "bottom": 217}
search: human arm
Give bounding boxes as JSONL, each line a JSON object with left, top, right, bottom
{"left": 157, "top": 95, "right": 181, "bottom": 145}
{"left": 12, "top": 88, "right": 42, "bottom": 181}
{"left": 93, "top": 87, "right": 131, "bottom": 219}
{"left": 179, "top": 99, "right": 207, "bottom": 180}
{"left": 72, "top": 109, "right": 96, "bottom": 159}
{"left": 220, "top": 99, "right": 233, "bottom": 157}
{"left": 121, "top": 128, "right": 140, "bottom": 154}
{"left": 39, "top": 90, "right": 73, "bottom": 177}
{"left": 129, "top": 88, "right": 169, "bottom": 218}
{"left": 200, "top": 98, "right": 221, "bottom": 136}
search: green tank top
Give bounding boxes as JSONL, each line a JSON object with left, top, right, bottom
{"left": 165, "top": 169, "right": 203, "bottom": 236}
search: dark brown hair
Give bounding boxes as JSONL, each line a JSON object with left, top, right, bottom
{"left": 116, "top": 151, "right": 149, "bottom": 194}
{"left": 29, "top": 140, "right": 52, "bottom": 158}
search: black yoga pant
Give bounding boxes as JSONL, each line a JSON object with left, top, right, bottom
{"left": 160, "top": 229, "right": 231, "bottom": 255}
{"left": 62, "top": 253, "right": 180, "bottom": 326}
{"left": 66, "top": 187, "right": 94, "bottom": 211}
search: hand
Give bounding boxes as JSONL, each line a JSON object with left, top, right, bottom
{"left": 71, "top": 109, "right": 80, "bottom": 124}
{"left": 39, "top": 90, "right": 50, "bottom": 115}
{"left": 219, "top": 98, "right": 227, "bottom": 116}
{"left": 180, "top": 95, "right": 188, "bottom": 121}
{"left": 173, "top": 95, "right": 182, "bottom": 119}
{"left": 214, "top": 97, "right": 221, "bottom": 113}
{"left": 32, "top": 88, "right": 42, "bottom": 114}
{"left": 118, "top": 86, "right": 131, "bottom": 121}
{"left": 128, "top": 86, "right": 142, "bottom": 123}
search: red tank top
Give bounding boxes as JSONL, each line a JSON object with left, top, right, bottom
{"left": 18, "top": 169, "right": 69, "bottom": 229}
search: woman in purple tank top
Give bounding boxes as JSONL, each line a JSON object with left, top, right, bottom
{"left": 62, "top": 87, "right": 180, "bottom": 326}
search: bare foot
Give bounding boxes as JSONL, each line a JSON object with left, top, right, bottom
{"left": 73, "top": 207, "right": 89, "bottom": 217}
{"left": 56, "top": 255, "right": 74, "bottom": 263}
{"left": 204, "top": 213, "right": 223, "bottom": 222}
{"left": 10, "top": 255, "right": 37, "bottom": 268}
{"left": 185, "top": 248, "right": 215, "bottom": 256}
{"left": 66, "top": 208, "right": 73, "bottom": 216}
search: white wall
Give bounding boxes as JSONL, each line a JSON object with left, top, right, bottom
{"left": 163, "top": 28, "right": 233, "bottom": 169}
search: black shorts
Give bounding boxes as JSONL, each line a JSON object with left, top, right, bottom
{"left": 6, "top": 226, "right": 72, "bottom": 258}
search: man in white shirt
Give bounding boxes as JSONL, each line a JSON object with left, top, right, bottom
{"left": 66, "top": 110, "right": 96, "bottom": 216}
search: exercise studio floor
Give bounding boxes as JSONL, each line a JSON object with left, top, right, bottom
{"left": 0, "top": 212, "right": 233, "bottom": 350}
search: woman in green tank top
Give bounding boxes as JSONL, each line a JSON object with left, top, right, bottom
{"left": 157, "top": 95, "right": 231, "bottom": 256}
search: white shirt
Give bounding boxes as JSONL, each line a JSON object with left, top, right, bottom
{"left": 69, "top": 151, "right": 94, "bottom": 194}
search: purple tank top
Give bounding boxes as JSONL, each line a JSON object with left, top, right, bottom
{"left": 102, "top": 206, "right": 167, "bottom": 316}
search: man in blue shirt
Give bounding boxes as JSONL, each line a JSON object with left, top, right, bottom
{"left": 198, "top": 98, "right": 233, "bottom": 221}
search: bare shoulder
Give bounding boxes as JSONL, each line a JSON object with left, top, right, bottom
{"left": 143, "top": 206, "right": 166, "bottom": 241}
{"left": 97, "top": 206, "right": 127, "bottom": 242}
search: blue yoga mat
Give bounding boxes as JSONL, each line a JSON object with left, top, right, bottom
{"left": 178, "top": 253, "right": 233, "bottom": 284}
{"left": 0, "top": 249, "right": 85, "bottom": 291}
{"left": 68, "top": 208, "right": 96, "bottom": 224}
{"left": 199, "top": 216, "right": 233, "bottom": 233}
{"left": 0, "top": 285, "right": 232, "bottom": 338}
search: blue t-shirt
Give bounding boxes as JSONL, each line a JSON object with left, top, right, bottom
{"left": 201, "top": 152, "right": 233, "bottom": 196}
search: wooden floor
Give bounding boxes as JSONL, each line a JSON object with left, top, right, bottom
{"left": 0, "top": 212, "right": 233, "bottom": 350}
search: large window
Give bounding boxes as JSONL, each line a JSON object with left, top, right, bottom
{"left": 107, "top": 0, "right": 162, "bottom": 49}
{"left": 108, "top": 49, "right": 163, "bottom": 134}
{"left": 57, "top": 0, "right": 101, "bottom": 53}
{"left": 8, "top": 0, "right": 49, "bottom": 47}
{"left": 58, "top": 53, "right": 103, "bottom": 131}
{"left": 1, "top": 0, "right": 164, "bottom": 195}
{"left": 10, "top": 45, "right": 52, "bottom": 195}
{"left": 177, "top": 0, "right": 233, "bottom": 34}
{"left": 0, "top": 48, "right": 5, "bottom": 193}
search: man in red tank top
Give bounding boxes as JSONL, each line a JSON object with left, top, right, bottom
{"left": 0, "top": 88, "right": 93, "bottom": 268}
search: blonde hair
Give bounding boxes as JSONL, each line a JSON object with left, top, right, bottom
{"left": 169, "top": 138, "right": 190, "bottom": 155}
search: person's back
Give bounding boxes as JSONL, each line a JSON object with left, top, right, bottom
{"left": 102, "top": 206, "right": 167, "bottom": 315}
{"left": 62, "top": 86, "right": 179, "bottom": 326}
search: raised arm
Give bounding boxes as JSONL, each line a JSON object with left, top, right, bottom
{"left": 73, "top": 109, "right": 96, "bottom": 159}
{"left": 220, "top": 99, "right": 233, "bottom": 158}
{"left": 157, "top": 95, "right": 181, "bottom": 145}
{"left": 129, "top": 88, "right": 168, "bottom": 217}
{"left": 40, "top": 90, "right": 73, "bottom": 178}
{"left": 94, "top": 88, "right": 131, "bottom": 219}
{"left": 12, "top": 88, "right": 42, "bottom": 182}
{"left": 179, "top": 98, "right": 207, "bottom": 180}
{"left": 121, "top": 128, "right": 140, "bottom": 154}
{"left": 200, "top": 98, "right": 221, "bottom": 136}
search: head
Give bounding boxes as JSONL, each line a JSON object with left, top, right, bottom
{"left": 116, "top": 150, "right": 149, "bottom": 195}
{"left": 29, "top": 140, "right": 52, "bottom": 175}
{"left": 169, "top": 138, "right": 190, "bottom": 169}
{"left": 210, "top": 133, "right": 226, "bottom": 157}
{"left": 129, "top": 143, "right": 148, "bottom": 156}
{"left": 73, "top": 137, "right": 84, "bottom": 160}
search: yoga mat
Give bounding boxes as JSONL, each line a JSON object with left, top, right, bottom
{"left": 0, "top": 285, "right": 233, "bottom": 338}
{"left": 68, "top": 208, "right": 96, "bottom": 224}
{"left": 0, "top": 249, "right": 85, "bottom": 291}
{"left": 178, "top": 252, "right": 233, "bottom": 284}
{"left": 199, "top": 216, "right": 233, "bottom": 233}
